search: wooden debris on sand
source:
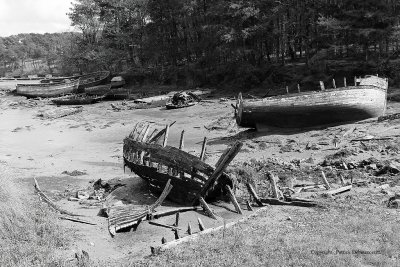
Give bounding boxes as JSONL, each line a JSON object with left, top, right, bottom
{"left": 108, "top": 179, "right": 173, "bottom": 236}
{"left": 37, "top": 106, "right": 83, "bottom": 119}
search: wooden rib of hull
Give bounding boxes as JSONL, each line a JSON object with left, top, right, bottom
{"left": 236, "top": 85, "right": 387, "bottom": 128}
{"left": 16, "top": 80, "right": 80, "bottom": 98}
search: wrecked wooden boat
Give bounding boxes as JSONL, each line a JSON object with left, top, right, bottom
{"left": 236, "top": 75, "right": 388, "bottom": 129}
{"left": 16, "top": 79, "right": 80, "bottom": 98}
{"left": 166, "top": 91, "right": 200, "bottom": 109}
{"left": 123, "top": 123, "right": 242, "bottom": 204}
{"left": 52, "top": 94, "right": 104, "bottom": 105}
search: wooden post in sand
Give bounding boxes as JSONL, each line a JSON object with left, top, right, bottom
{"left": 266, "top": 171, "right": 280, "bottom": 199}
{"left": 286, "top": 86, "right": 289, "bottom": 94}
{"left": 246, "top": 183, "right": 263, "bottom": 207}
{"left": 187, "top": 223, "right": 192, "bottom": 235}
{"left": 320, "top": 171, "right": 331, "bottom": 190}
{"left": 163, "top": 124, "right": 170, "bottom": 173}
{"left": 199, "top": 137, "right": 208, "bottom": 161}
{"left": 199, "top": 197, "right": 218, "bottom": 220}
{"left": 179, "top": 130, "right": 185, "bottom": 178}
{"left": 225, "top": 185, "right": 243, "bottom": 214}
{"left": 354, "top": 76, "right": 357, "bottom": 86}
{"left": 344, "top": 77, "right": 347, "bottom": 87}
{"left": 332, "top": 79, "right": 336, "bottom": 88}
{"left": 174, "top": 212, "right": 180, "bottom": 227}
{"left": 197, "top": 218, "right": 205, "bottom": 231}
{"left": 297, "top": 84, "right": 301, "bottom": 93}
{"left": 319, "top": 81, "right": 325, "bottom": 91}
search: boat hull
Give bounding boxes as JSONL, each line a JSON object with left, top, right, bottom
{"left": 237, "top": 85, "right": 387, "bottom": 128}
{"left": 16, "top": 80, "right": 80, "bottom": 98}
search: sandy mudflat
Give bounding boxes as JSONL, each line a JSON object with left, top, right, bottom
{"left": 1, "top": 80, "right": 400, "bottom": 263}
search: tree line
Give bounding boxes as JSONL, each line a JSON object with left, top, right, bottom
{"left": 2, "top": 0, "right": 400, "bottom": 88}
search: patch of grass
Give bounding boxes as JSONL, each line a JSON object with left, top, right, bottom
{"left": 0, "top": 166, "right": 71, "bottom": 267}
{"left": 133, "top": 204, "right": 400, "bottom": 267}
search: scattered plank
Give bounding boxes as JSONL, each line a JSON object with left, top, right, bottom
{"left": 148, "top": 221, "right": 181, "bottom": 230}
{"left": 325, "top": 185, "right": 352, "bottom": 196}
{"left": 150, "top": 207, "right": 200, "bottom": 220}
{"left": 34, "top": 178, "right": 82, "bottom": 217}
{"left": 199, "top": 137, "right": 208, "bottom": 161}
{"left": 108, "top": 179, "right": 173, "bottom": 236}
{"left": 260, "top": 197, "right": 321, "bottom": 207}
{"left": 59, "top": 215, "right": 96, "bottom": 225}
{"left": 350, "top": 137, "right": 393, "bottom": 142}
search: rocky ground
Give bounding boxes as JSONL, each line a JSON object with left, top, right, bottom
{"left": 0, "top": 80, "right": 399, "bottom": 265}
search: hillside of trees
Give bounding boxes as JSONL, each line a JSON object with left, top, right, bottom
{"left": 2, "top": 0, "right": 400, "bottom": 90}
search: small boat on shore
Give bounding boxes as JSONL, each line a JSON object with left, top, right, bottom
{"left": 235, "top": 75, "right": 388, "bottom": 129}
{"left": 110, "top": 76, "right": 125, "bottom": 88}
{"left": 52, "top": 94, "right": 104, "bottom": 105}
{"left": 165, "top": 91, "right": 200, "bottom": 109}
{"left": 123, "top": 123, "right": 242, "bottom": 204}
{"left": 16, "top": 79, "right": 80, "bottom": 98}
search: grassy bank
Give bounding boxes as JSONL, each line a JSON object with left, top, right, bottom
{"left": 0, "top": 164, "right": 70, "bottom": 266}
{"left": 133, "top": 197, "right": 400, "bottom": 266}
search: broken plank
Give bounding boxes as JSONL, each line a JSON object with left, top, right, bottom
{"left": 199, "top": 197, "right": 218, "bottom": 220}
{"left": 246, "top": 183, "right": 263, "bottom": 207}
{"left": 260, "top": 197, "right": 321, "bottom": 207}
{"left": 148, "top": 221, "right": 181, "bottom": 230}
{"left": 326, "top": 185, "right": 352, "bottom": 196}
{"left": 150, "top": 207, "right": 200, "bottom": 220}
{"left": 225, "top": 185, "right": 243, "bottom": 214}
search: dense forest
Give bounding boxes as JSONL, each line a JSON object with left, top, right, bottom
{"left": 2, "top": 0, "right": 400, "bottom": 90}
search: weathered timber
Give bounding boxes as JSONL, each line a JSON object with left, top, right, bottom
{"left": 174, "top": 229, "right": 180, "bottom": 240}
{"left": 179, "top": 130, "right": 185, "bottom": 150}
{"left": 320, "top": 81, "right": 325, "bottom": 91}
{"left": 195, "top": 141, "right": 243, "bottom": 202}
{"left": 320, "top": 171, "right": 331, "bottom": 190}
{"left": 246, "top": 200, "right": 254, "bottom": 211}
{"left": 162, "top": 124, "right": 170, "bottom": 147}
{"left": 339, "top": 175, "right": 346, "bottom": 186}
{"left": 150, "top": 207, "right": 200, "bottom": 220}
{"left": 225, "top": 185, "right": 243, "bottom": 214}
{"left": 197, "top": 217, "right": 205, "bottom": 231}
{"left": 108, "top": 180, "right": 172, "bottom": 236}
{"left": 260, "top": 197, "right": 321, "bottom": 207}
{"left": 174, "top": 212, "right": 180, "bottom": 227}
{"left": 199, "top": 197, "right": 218, "bottom": 220}
{"left": 246, "top": 183, "right": 263, "bottom": 207}
{"left": 297, "top": 84, "right": 301, "bottom": 93}
{"left": 59, "top": 215, "right": 96, "bottom": 225}
{"left": 236, "top": 75, "right": 388, "bottom": 128}
{"left": 148, "top": 121, "right": 176, "bottom": 144}
{"left": 266, "top": 171, "right": 280, "bottom": 199}
{"left": 332, "top": 79, "right": 336, "bottom": 89}
{"left": 148, "top": 221, "right": 181, "bottom": 230}
{"left": 199, "top": 137, "right": 208, "bottom": 161}
{"left": 34, "top": 178, "right": 82, "bottom": 217}
{"left": 187, "top": 223, "right": 192, "bottom": 235}
{"left": 344, "top": 77, "right": 347, "bottom": 87}
{"left": 326, "top": 185, "right": 352, "bottom": 196}
{"left": 350, "top": 137, "right": 393, "bottom": 142}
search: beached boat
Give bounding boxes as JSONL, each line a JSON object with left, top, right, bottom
{"left": 165, "top": 91, "right": 200, "bottom": 109}
{"left": 16, "top": 79, "right": 80, "bottom": 98}
{"left": 52, "top": 94, "right": 104, "bottom": 105}
{"left": 85, "top": 84, "right": 112, "bottom": 96}
{"left": 235, "top": 75, "right": 388, "bottom": 129}
{"left": 78, "top": 71, "right": 110, "bottom": 90}
{"left": 123, "top": 123, "right": 242, "bottom": 204}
